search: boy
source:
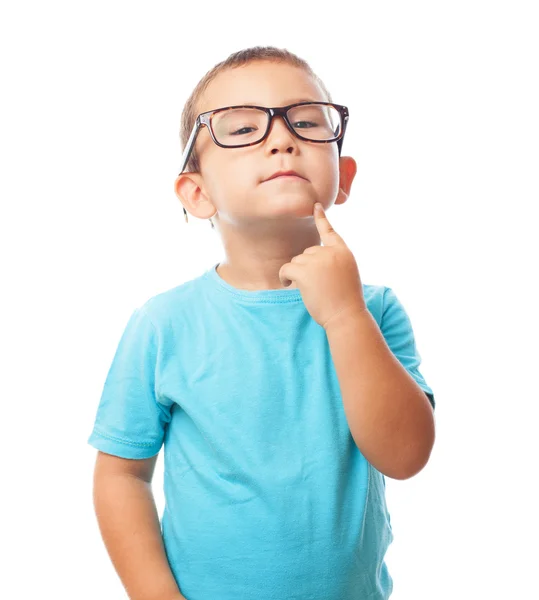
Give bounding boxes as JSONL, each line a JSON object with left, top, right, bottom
{"left": 88, "top": 46, "right": 436, "bottom": 600}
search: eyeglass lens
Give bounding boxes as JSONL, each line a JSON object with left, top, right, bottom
{"left": 211, "top": 104, "right": 342, "bottom": 147}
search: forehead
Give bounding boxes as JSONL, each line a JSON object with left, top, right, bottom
{"left": 197, "top": 61, "right": 326, "bottom": 114}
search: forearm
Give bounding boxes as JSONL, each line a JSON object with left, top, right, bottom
{"left": 92, "top": 473, "right": 187, "bottom": 600}
{"left": 324, "top": 305, "right": 435, "bottom": 480}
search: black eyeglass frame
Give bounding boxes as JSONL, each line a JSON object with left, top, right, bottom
{"left": 177, "top": 101, "right": 349, "bottom": 177}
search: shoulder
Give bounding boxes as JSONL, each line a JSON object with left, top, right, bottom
{"left": 136, "top": 276, "right": 201, "bottom": 331}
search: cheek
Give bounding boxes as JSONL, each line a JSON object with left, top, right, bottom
{"left": 207, "top": 161, "right": 257, "bottom": 205}
{"left": 206, "top": 154, "right": 240, "bottom": 186}
{"left": 310, "top": 165, "right": 340, "bottom": 201}
{"left": 227, "top": 158, "right": 265, "bottom": 192}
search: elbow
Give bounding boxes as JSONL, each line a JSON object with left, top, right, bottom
{"left": 393, "top": 455, "right": 431, "bottom": 480}
{"left": 395, "top": 433, "right": 435, "bottom": 480}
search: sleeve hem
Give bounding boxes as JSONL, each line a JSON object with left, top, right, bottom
{"left": 87, "top": 429, "right": 162, "bottom": 459}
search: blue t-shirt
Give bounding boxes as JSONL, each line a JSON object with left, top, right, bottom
{"left": 88, "top": 262, "right": 435, "bottom": 600}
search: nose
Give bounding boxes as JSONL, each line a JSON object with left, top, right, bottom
{"left": 265, "top": 114, "right": 297, "bottom": 153}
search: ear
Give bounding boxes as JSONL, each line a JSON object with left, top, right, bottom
{"left": 174, "top": 172, "right": 216, "bottom": 220}
{"left": 334, "top": 156, "right": 357, "bottom": 206}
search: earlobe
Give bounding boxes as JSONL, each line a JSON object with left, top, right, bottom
{"left": 334, "top": 187, "right": 349, "bottom": 206}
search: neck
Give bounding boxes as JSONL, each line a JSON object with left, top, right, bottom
{"left": 215, "top": 219, "right": 322, "bottom": 291}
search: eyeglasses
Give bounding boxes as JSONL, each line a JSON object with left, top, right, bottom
{"left": 178, "top": 101, "right": 349, "bottom": 176}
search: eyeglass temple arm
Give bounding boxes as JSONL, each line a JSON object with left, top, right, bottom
{"left": 178, "top": 120, "right": 201, "bottom": 222}
{"left": 178, "top": 118, "right": 201, "bottom": 177}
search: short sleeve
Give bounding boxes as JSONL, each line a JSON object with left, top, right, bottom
{"left": 87, "top": 306, "right": 172, "bottom": 458}
{"left": 380, "top": 287, "right": 436, "bottom": 410}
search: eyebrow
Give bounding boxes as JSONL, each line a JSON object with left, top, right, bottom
{"left": 242, "top": 98, "right": 320, "bottom": 106}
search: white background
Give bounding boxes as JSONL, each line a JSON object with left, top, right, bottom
{"left": 1, "top": 1, "right": 537, "bottom": 598}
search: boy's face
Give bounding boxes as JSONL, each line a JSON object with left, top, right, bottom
{"left": 175, "top": 61, "right": 356, "bottom": 230}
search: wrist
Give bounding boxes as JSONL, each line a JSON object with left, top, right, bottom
{"left": 323, "top": 302, "right": 369, "bottom": 333}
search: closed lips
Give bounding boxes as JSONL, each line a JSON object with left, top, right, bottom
{"left": 264, "top": 170, "right": 306, "bottom": 181}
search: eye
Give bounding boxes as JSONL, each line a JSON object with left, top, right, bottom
{"left": 230, "top": 126, "right": 257, "bottom": 135}
{"left": 293, "top": 121, "right": 317, "bottom": 129}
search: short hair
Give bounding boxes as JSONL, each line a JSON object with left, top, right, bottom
{"left": 179, "top": 46, "right": 334, "bottom": 175}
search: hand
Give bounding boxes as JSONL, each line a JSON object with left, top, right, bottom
{"left": 278, "top": 203, "right": 367, "bottom": 330}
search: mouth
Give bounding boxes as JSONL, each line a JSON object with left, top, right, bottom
{"left": 264, "top": 175, "right": 307, "bottom": 182}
